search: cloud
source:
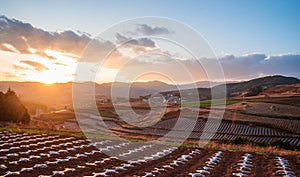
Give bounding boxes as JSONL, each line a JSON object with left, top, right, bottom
{"left": 0, "top": 15, "right": 91, "bottom": 59}
{"left": 219, "top": 53, "right": 300, "bottom": 80}
{"left": 114, "top": 32, "right": 159, "bottom": 58}
{"left": 78, "top": 38, "right": 130, "bottom": 66}
{"left": 102, "top": 49, "right": 130, "bottom": 68}
{"left": 0, "top": 15, "right": 129, "bottom": 67}
{"left": 53, "top": 62, "right": 68, "bottom": 66}
{"left": 0, "top": 16, "right": 166, "bottom": 69}
{"left": 13, "top": 64, "right": 28, "bottom": 70}
{"left": 1, "top": 16, "right": 299, "bottom": 82}
{"left": 20, "top": 60, "right": 49, "bottom": 71}
{"left": 106, "top": 53, "right": 300, "bottom": 83}
{"left": 3, "top": 72, "right": 17, "bottom": 79}
{"left": 134, "top": 24, "right": 172, "bottom": 35}
{"left": 115, "top": 33, "right": 156, "bottom": 48}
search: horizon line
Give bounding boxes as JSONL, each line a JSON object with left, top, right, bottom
{"left": 0, "top": 74, "right": 298, "bottom": 85}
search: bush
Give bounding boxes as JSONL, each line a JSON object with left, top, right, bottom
{"left": 232, "top": 137, "right": 249, "bottom": 145}
{"left": 0, "top": 88, "right": 30, "bottom": 124}
{"left": 217, "top": 138, "right": 230, "bottom": 144}
{"left": 270, "top": 140, "right": 294, "bottom": 150}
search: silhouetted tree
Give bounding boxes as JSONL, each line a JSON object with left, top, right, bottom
{"left": 0, "top": 88, "right": 30, "bottom": 124}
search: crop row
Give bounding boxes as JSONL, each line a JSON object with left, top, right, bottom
{"left": 0, "top": 131, "right": 299, "bottom": 177}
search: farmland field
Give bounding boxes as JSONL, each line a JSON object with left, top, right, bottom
{"left": 2, "top": 98, "right": 299, "bottom": 177}
{"left": 31, "top": 99, "right": 300, "bottom": 148}
{"left": 0, "top": 131, "right": 299, "bottom": 177}
{"left": 107, "top": 117, "right": 300, "bottom": 146}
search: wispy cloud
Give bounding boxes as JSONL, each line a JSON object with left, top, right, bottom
{"left": 20, "top": 60, "right": 49, "bottom": 71}
{"left": 134, "top": 24, "right": 172, "bottom": 35}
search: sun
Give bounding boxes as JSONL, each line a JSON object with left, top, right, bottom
{"left": 36, "top": 70, "right": 71, "bottom": 84}
{"left": 42, "top": 79, "right": 56, "bottom": 85}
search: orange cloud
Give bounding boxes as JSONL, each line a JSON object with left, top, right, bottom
{"left": 20, "top": 60, "right": 49, "bottom": 71}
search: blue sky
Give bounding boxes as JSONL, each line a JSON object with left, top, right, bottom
{"left": 0, "top": 0, "right": 299, "bottom": 83}
{"left": 1, "top": 0, "right": 300, "bottom": 56}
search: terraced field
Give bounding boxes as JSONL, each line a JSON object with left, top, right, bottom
{"left": 0, "top": 131, "right": 299, "bottom": 177}
{"left": 105, "top": 117, "right": 300, "bottom": 147}
{"left": 75, "top": 101, "right": 300, "bottom": 148}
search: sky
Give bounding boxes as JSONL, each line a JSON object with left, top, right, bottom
{"left": 0, "top": 0, "right": 299, "bottom": 84}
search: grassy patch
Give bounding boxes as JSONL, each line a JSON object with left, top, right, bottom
{"left": 99, "top": 110, "right": 118, "bottom": 118}
{"left": 203, "top": 141, "right": 300, "bottom": 156}
{"left": 0, "top": 127, "right": 85, "bottom": 138}
{"left": 181, "top": 99, "right": 242, "bottom": 107}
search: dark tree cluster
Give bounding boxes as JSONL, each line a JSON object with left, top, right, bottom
{"left": 0, "top": 88, "right": 30, "bottom": 124}
{"left": 245, "top": 85, "right": 263, "bottom": 97}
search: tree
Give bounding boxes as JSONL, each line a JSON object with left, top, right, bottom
{"left": 0, "top": 88, "right": 30, "bottom": 124}
{"left": 246, "top": 85, "right": 263, "bottom": 97}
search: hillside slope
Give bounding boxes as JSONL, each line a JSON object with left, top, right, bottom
{"left": 221, "top": 75, "right": 300, "bottom": 94}
{"left": 160, "top": 75, "right": 300, "bottom": 100}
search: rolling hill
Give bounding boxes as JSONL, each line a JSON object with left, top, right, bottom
{"left": 159, "top": 75, "right": 300, "bottom": 100}
{"left": 219, "top": 75, "right": 300, "bottom": 94}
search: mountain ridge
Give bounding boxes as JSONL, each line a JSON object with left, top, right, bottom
{"left": 0, "top": 75, "right": 298, "bottom": 110}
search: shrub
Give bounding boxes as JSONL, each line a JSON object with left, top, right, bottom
{"left": 217, "top": 138, "right": 230, "bottom": 144}
{"left": 270, "top": 140, "right": 294, "bottom": 150}
{"left": 232, "top": 137, "right": 249, "bottom": 145}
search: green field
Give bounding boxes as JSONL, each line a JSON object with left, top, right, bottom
{"left": 0, "top": 127, "right": 85, "bottom": 138}
{"left": 181, "top": 99, "right": 242, "bottom": 107}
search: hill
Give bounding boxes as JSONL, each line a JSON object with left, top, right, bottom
{"left": 219, "top": 75, "right": 300, "bottom": 96}
{"left": 207, "top": 75, "right": 299, "bottom": 98}
{"left": 159, "top": 75, "right": 300, "bottom": 100}
{"left": 262, "top": 83, "right": 300, "bottom": 97}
